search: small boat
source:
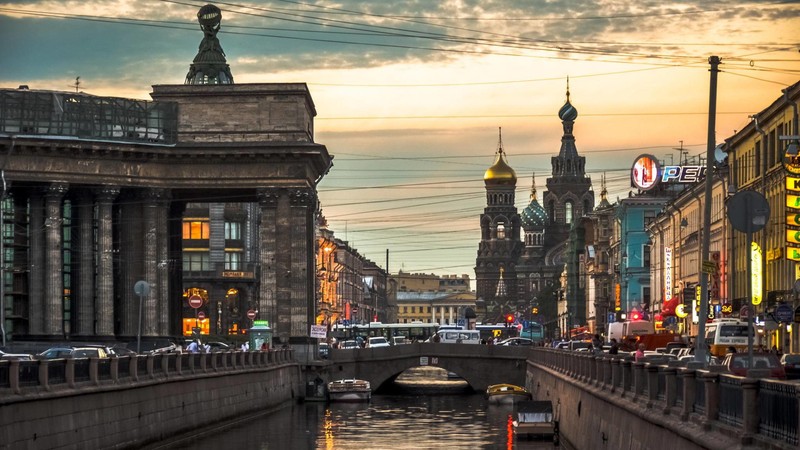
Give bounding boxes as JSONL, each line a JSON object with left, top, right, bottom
{"left": 327, "top": 379, "right": 371, "bottom": 402}
{"left": 513, "top": 400, "right": 559, "bottom": 444}
{"left": 485, "top": 383, "right": 532, "bottom": 405}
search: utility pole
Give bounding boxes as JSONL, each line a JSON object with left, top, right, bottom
{"left": 696, "top": 55, "right": 721, "bottom": 365}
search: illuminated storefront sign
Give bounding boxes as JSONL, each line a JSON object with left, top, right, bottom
{"left": 630, "top": 154, "right": 706, "bottom": 191}
{"left": 615, "top": 283, "right": 621, "bottom": 311}
{"left": 752, "top": 242, "right": 762, "bottom": 305}
{"left": 786, "top": 177, "right": 800, "bottom": 191}
{"left": 787, "top": 194, "right": 800, "bottom": 209}
{"left": 664, "top": 247, "right": 672, "bottom": 300}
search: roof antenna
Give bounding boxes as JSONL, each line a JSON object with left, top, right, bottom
{"left": 69, "top": 76, "right": 82, "bottom": 93}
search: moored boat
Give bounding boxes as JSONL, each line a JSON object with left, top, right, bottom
{"left": 328, "top": 379, "right": 371, "bottom": 402}
{"left": 485, "top": 383, "right": 532, "bottom": 405}
{"left": 513, "top": 400, "right": 559, "bottom": 444}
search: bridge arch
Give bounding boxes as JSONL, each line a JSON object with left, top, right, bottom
{"left": 327, "top": 343, "right": 528, "bottom": 392}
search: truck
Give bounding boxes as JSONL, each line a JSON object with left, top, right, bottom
{"left": 607, "top": 320, "right": 654, "bottom": 343}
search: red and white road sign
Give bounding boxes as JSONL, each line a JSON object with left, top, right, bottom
{"left": 188, "top": 295, "right": 203, "bottom": 309}
{"left": 197, "top": 311, "right": 206, "bottom": 320}
{"left": 247, "top": 309, "right": 257, "bottom": 320}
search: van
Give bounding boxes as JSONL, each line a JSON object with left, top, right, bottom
{"left": 607, "top": 320, "right": 654, "bottom": 343}
{"left": 435, "top": 329, "right": 480, "bottom": 344}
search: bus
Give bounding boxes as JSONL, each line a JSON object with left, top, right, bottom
{"left": 476, "top": 323, "right": 519, "bottom": 342}
{"left": 704, "top": 319, "right": 752, "bottom": 357}
{"left": 331, "top": 322, "right": 439, "bottom": 345}
{"left": 520, "top": 321, "right": 545, "bottom": 342}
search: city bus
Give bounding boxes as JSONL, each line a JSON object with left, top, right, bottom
{"left": 331, "top": 322, "right": 439, "bottom": 345}
{"left": 704, "top": 318, "right": 752, "bottom": 357}
{"left": 520, "top": 321, "right": 545, "bottom": 343}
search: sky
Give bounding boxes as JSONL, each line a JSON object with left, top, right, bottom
{"left": 1, "top": 0, "right": 799, "bottom": 283}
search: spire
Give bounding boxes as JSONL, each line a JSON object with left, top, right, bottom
{"left": 530, "top": 173, "right": 537, "bottom": 201}
{"left": 484, "top": 127, "right": 517, "bottom": 183}
{"left": 601, "top": 173, "right": 608, "bottom": 201}
{"left": 497, "top": 127, "right": 504, "bottom": 156}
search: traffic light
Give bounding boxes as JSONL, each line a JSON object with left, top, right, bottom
{"left": 630, "top": 310, "right": 642, "bottom": 321}
{"left": 505, "top": 313, "right": 514, "bottom": 326}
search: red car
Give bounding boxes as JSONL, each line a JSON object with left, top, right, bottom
{"left": 722, "top": 352, "right": 786, "bottom": 379}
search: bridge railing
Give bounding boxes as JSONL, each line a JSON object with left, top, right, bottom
{"left": 0, "top": 348, "right": 294, "bottom": 397}
{"left": 531, "top": 348, "right": 799, "bottom": 448}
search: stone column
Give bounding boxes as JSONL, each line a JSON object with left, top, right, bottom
{"left": 621, "top": 360, "right": 632, "bottom": 396}
{"left": 662, "top": 367, "right": 677, "bottom": 414}
{"left": 431, "top": 306, "right": 436, "bottom": 323}
{"left": 680, "top": 369, "right": 697, "bottom": 421}
{"left": 95, "top": 186, "right": 119, "bottom": 337}
{"left": 141, "top": 189, "right": 161, "bottom": 337}
{"left": 43, "top": 183, "right": 67, "bottom": 336}
{"left": 646, "top": 365, "right": 660, "bottom": 408}
{"left": 632, "top": 361, "right": 646, "bottom": 401}
{"left": 741, "top": 378, "right": 760, "bottom": 441}
{"left": 257, "top": 188, "right": 279, "bottom": 336}
{"left": 610, "top": 358, "right": 621, "bottom": 393}
{"left": 701, "top": 372, "right": 720, "bottom": 428}
{"left": 289, "top": 188, "right": 315, "bottom": 341}
{"left": 73, "top": 190, "right": 94, "bottom": 337}
{"left": 448, "top": 306, "right": 453, "bottom": 324}
{"left": 28, "top": 191, "right": 45, "bottom": 335}
{"left": 155, "top": 189, "right": 171, "bottom": 336}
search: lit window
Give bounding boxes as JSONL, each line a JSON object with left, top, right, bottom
{"left": 497, "top": 222, "right": 506, "bottom": 239}
{"left": 565, "top": 202, "right": 573, "bottom": 224}
{"left": 182, "top": 220, "right": 210, "bottom": 239}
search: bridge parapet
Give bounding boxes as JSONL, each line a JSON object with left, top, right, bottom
{"left": 529, "top": 348, "right": 799, "bottom": 449}
{"left": 328, "top": 343, "right": 529, "bottom": 391}
{"left": 0, "top": 348, "right": 294, "bottom": 398}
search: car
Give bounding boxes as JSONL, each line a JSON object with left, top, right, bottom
{"left": 340, "top": 340, "right": 360, "bottom": 350}
{"left": 367, "top": 337, "right": 391, "bottom": 348}
{"left": 780, "top": 354, "right": 800, "bottom": 380}
{"left": 205, "top": 341, "right": 231, "bottom": 352}
{"left": 37, "top": 346, "right": 109, "bottom": 359}
{"left": 721, "top": 352, "right": 786, "bottom": 379}
{"left": 497, "top": 337, "right": 534, "bottom": 346}
{"left": 0, "top": 349, "right": 33, "bottom": 361}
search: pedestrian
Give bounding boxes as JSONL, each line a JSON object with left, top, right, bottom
{"left": 727, "top": 346, "right": 737, "bottom": 354}
{"left": 609, "top": 338, "right": 619, "bottom": 355}
{"left": 186, "top": 340, "right": 199, "bottom": 354}
{"left": 591, "top": 334, "right": 603, "bottom": 355}
{"left": 433, "top": 333, "right": 441, "bottom": 343}
{"left": 241, "top": 341, "right": 249, "bottom": 352}
{"left": 260, "top": 342, "right": 268, "bottom": 351}
{"left": 635, "top": 343, "right": 646, "bottom": 362}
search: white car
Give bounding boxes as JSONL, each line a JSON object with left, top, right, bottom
{"left": 367, "top": 337, "right": 391, "bottom": 348}
{"left": 340, "top": 340, "right": 360, "bottom": 350}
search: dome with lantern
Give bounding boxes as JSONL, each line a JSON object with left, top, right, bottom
{"left": 484, "top": 128, "right": 517, "bottom": 184}
{"left": 521, "top": 174, "right": 548, "bottom": 230}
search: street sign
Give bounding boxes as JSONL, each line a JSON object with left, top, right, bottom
{"left": 310, "top": 325, "right": 326, "bottom": 339}
{"left": 247, "top": 309, "right": 257, "bottom": 320}
{"left": 188, "top": 294, "right": 203, "bottom": 309}
{"left": 740, "top": 305, "right": 751, "bottom": 318}
{"left": 197, "top": 311, "right": 206, "bottom": 320}
{"left": 774, "top": 304, "right": 793, "bottom": 323}
{"left": 702, "top": 260, "right": 716, "bottom": 274}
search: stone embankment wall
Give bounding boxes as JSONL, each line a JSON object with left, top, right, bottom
{"left": 1, "top": 357, "right": 301, "bottom": 449}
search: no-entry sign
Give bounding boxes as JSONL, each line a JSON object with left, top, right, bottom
{"left": 188, "top": 295, "right": 203, "bottom": 309}
{"left": 247, "top": 309, "right": 256, "bottom": 320}
{"left": 197, "top": 311, "right": 206, "bottom": 320}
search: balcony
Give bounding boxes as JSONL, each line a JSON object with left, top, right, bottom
{"left": 183, "top": 262, "right": 258, "bottom": 281}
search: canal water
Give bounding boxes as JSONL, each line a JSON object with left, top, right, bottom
{"left": 164, "top": 367, "right": 565, "bottom": 450}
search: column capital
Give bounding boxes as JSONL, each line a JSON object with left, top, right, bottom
{"left": 257, "top": 188, "right": 281, "bottom": 207}
{"left": 289, "top": 187, "right": 315, "bottom": 207}
{"left": 45, "top": 182, "right": 68, "bottom": 199}
{"left": 96, "top": 186, "right": 120, "bottom": 202}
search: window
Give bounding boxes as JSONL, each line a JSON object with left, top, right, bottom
{"left": 496, "top": 222, "right": 506, "bottom": 239}
{"left": 183, "top": 220, "right": 210, "bottom": 239}
{"left": 183, "top": 252, "right": 210, "bottom": 271}
{"left": 224, "top": 251, "right": 241, "bottom": 270}
{"left": 225, "top": 221, "right": 241, "bottom": 240}
{"left": 565, "top": 201, "right": 573, "bottom": 224}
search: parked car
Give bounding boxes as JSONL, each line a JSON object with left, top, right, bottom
{"left": 205, "top": 341, "right": 231, "bottom": 352}
{"left": 780, "top": 353, "right": 800, "bottom": 380}
{"left": 37, "top": 346, "right": 109, "bottom": 359}
{"left": 497, "top": 337, "right": 534, "bottom": 346}
{"left": 721, "top": 352, "right": 786, "bottom": 379}
{"left": 0, "top": 349, "right": 33, "bottom": 361}
{"left": 367, "top": 337, "right": 391, "bottom": 348}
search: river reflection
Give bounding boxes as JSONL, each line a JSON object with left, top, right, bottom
{"left": 166, "top": 368, "right": 562, "bottom": 450}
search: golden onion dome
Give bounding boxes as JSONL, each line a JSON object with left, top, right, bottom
{"left": 484, "top": 150, "right": 517, "bottom": 183}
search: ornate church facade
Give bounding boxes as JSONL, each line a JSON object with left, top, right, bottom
{"left": 475, "top": 85, "right": 595, "bottom": 335}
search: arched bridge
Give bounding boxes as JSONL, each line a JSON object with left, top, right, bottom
{"left": 326, "top": 343, "right": 530, "bottom": 391}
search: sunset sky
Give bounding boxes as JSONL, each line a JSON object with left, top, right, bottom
{"left": 2, "top": 1, "right": 799, "bottom": 280}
